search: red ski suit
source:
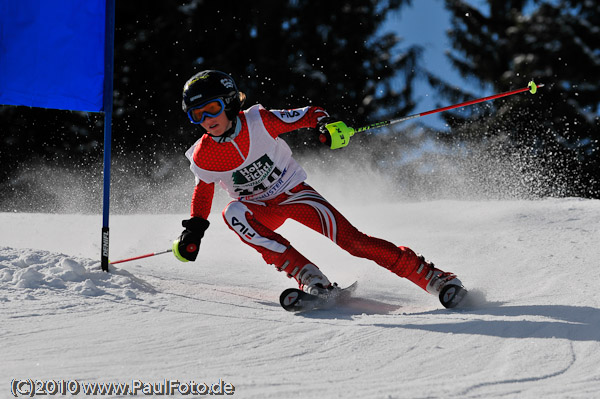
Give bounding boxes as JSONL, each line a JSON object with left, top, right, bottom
{"left": 185, "top": 104, "right": 429, "bottom": 289}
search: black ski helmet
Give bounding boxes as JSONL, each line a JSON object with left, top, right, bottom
{"left": 182, "top": 70, "right": 245, "bottom": 120}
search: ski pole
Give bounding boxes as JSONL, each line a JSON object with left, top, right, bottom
{"left": 109, "top": 248, "right": 172, "bottom": 265}
{"left": 321, "top": 80, "right": 544, "bottom": 149}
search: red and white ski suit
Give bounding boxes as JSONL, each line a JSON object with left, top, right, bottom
{"left": 185, "top": 104, "right": 435, "bottom": 290}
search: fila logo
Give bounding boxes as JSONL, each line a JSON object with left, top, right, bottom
{"left": 279, "top": 110, "right": 300, "bottom": 118}
{"left": 273, "top": 107, "right": 308, "bottom": 123}
{"left": 231, "top": 216, "right": 255, "bottom": 240}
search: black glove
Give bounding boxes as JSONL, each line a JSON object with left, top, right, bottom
{"left": 316, "top": 116, "right": 338, "bottom": 146}
{"left": 173, "top": 217, "right": 210, "bottom": 262}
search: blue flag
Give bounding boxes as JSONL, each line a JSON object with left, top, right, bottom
{"left": 0, "top": 0, "right": 106, "bottom": 112}
{"left": 1, "top": 0, "right": 115, "bottom": 270}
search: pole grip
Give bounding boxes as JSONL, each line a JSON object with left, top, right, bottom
{"left": 321, "top": 121, "right": 356, "bottom": 149}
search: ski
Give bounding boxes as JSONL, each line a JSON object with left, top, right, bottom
{"left": 279, "top": 282, "right": 358, "bottom": 312}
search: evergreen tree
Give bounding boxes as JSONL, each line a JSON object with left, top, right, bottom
{"left": 435, "top": 0, "right": 600, "bottom": 197}
{"left": 123, "top": 0, "right": 419, "bottom": 152}
{"left": 0, "top": 1, "right": 420, "bottom": 207}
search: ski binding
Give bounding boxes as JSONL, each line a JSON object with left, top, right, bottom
{"left": 279, "top": 282, "right": 357, "bottom": 312}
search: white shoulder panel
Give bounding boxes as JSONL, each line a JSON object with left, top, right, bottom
{"left": 269, "top": 106, "right": 310, "bottom": 124}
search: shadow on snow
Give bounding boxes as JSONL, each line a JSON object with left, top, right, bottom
{"left": 377, "top": 304, "right": 600, "bottom": 342}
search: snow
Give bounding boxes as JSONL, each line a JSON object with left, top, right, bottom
{"left": 2, "top": 189, "right": 600, "bottom": 398}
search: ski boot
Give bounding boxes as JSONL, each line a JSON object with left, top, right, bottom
{"left": 410, "top": 255, "right": 467, "bottom": 308}
{"left": 297, "top": 264, "right": 337, "bottom": 296}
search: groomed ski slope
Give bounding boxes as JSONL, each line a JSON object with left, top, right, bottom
{"left": 2, "top": 194, "right": 600, "bottom": 398}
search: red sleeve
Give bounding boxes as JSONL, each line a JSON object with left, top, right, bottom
{"left": 190, "top": 180, "right": 215, "bottom": 219}
{"left": 259, "top": 106, "right": 329, "bottom": 138}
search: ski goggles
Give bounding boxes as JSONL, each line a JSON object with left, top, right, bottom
{"left": 187, "top": 98, "right": 225, "bottom": 124}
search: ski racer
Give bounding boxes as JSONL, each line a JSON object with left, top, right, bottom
{"left": 172, "top": 70, "right": 466, "bottom": 308}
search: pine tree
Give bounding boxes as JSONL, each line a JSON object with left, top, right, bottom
{"left": 170, "top": 0, "right": 419, "bottom": 151}
{"left": 436, "top": 0, "right": 600, "bottom": 197}
{"left": 0, "top": 1, "right": 421, "bottom": 210}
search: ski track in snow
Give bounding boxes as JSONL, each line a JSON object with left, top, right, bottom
{"left": 1, "top": 198, "right": 600, "bottom": 398}
{"left": 458, "top": 341, "right": 576, "bottom": 397}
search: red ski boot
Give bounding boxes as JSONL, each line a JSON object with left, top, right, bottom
{"left": 394, "top": 249, "right": 466, "bottom": 308}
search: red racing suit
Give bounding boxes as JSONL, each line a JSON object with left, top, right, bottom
{"left": 185, "top": 104, "right": 431, "bottom": 289}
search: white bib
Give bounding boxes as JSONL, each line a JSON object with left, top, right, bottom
{"left": 186, "top": 104, "right": 307, "bottom": 201}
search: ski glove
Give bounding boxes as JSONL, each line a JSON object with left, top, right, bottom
{"left": 173, "top": 217, "right": 210, "bottom": 262}
{"left": 317, "top": 117, "right": 355, "bottom": 150}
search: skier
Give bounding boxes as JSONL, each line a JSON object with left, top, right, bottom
{"left": 172, "top": 70, "right": 465, "bottom": 308}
